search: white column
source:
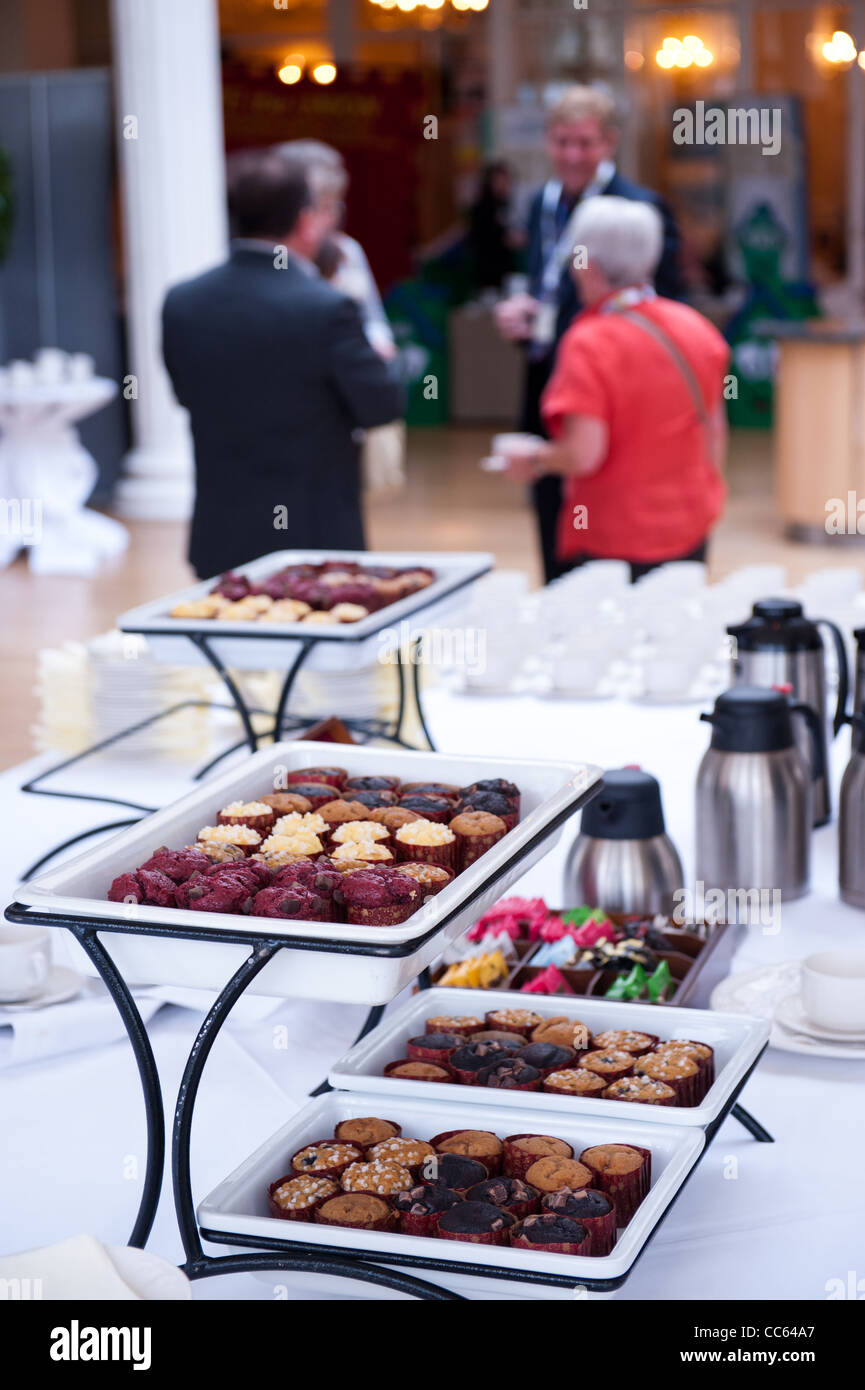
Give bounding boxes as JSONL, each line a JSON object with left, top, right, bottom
{"left": 110, "top": 0, "right": 228, "bottom": 520}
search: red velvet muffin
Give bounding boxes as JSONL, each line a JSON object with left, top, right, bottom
{"left": 138, "top": 845, "right": 211, "bottom": 884}
{"left": 340, "top": 868, "right": 421, "bottom": 926}
{"left": 108, "top": 868, "right": 176, "bottom": 908}
{"left": 173, "top": 872, "right": 251, "bottom": 914}
{"left": 250, "top": 884, "right": 331, "bottom": 921}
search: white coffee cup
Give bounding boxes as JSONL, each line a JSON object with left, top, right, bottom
{"left": 0, "top": 924, "right": 52, "bottom": 1003}
{"left": 800, "top": 949, "right": 865, "bottom": 1033}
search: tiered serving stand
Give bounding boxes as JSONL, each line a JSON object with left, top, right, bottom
{"left": 6, "top": 551, "right": 773, "bottom": 1299}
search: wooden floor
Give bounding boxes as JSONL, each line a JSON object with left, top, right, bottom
{"left": 1, "top": 425, "right": 863, "bottom": 769}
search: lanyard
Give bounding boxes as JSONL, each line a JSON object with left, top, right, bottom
{"left": 537, "top": 159, "right": 616, "bottom": 297}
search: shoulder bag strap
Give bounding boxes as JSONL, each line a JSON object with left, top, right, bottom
{"left": 620, "top": 308, "right": 718, "bottom": 468}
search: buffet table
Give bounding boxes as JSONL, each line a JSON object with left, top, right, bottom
{"left": 2, "top": 686, "right": 863, "bottom": 1300}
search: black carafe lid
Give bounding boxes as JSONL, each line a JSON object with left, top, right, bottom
{"left": 727, "top": 598, "right": 822, "bottom": 652}
{"left": 701, "top": 686, "right": 795, "bottom": 752}
{"left": 580, "top": 768, "right": 667, "bottom": 840}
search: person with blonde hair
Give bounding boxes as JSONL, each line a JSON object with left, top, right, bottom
{"left": 497, "top": 197, "right": 728, "bottom": 581}
{"left": 495, "top": 85, "right": 682, "bottom": 581}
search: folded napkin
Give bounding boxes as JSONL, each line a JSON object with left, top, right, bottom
{"left": 0, "top": 983, "right": 165, "bottom": 1069}
{"left": 0, "top": 1235, "right": 140, "bottom": 1300}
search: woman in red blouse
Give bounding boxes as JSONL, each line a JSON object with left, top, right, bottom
{"left": 499, "top": 196, "right": 730, "bottom": 581}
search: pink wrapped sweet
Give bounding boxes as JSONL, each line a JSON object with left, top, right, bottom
{"left": 520, "top": 965, "right": 575, "bottom": 996}
{"left": 571, "top": 918, "right": 618, "bottom": 948}
{"left": 466, "top": 897, "right": 551, "bottom": 943}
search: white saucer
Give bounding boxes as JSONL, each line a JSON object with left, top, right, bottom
{"left": 0, "top": 965, "right": 84, "bottom": 1013}
{"left": 711, "top": 962, "right": 865, "bottom": 1061}
{"left": 774, "top": 992, "right": 865, "bottom": 1043}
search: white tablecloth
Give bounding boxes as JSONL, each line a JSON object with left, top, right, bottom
{"left": 1, "top": 689, "right": 863, "bottom": 1300}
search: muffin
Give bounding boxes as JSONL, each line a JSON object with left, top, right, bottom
{"left": 108, "top": 869, "right": 176, "bottom": 908}
{"left": 531, "top": 1016, "right": 593, "bottom": 1053}
{"left": 502, "top": 1134, "right": 574, "bottom": 1182}
{"left": 401, "top": 782, "right": 460, "bottom": 800}
{"left": 603, "top": 1076, "right": 676, "bottom": 1106}
{"left": 260, "top": 792, "right": 313, "bottom": 816}
{"left": 652, "top": 1039, "right": 715, "bottom": 1095}
{"left": 340, "top": 868, "right": 420, "bottom": 926}
{"left": 454, "top": 790, "right": 518, "bottom": 832}
{"left": 633, "top": 1051, "right": 700, "bottom": 1106}
{"left": 515, "top": 1041, "right": 577, "bottom": 1078}
{"left": 470, "top": 1029, "right": 528, "bottom": 1047}
{"left": 331, "top": 821, "right": 390, "bottom": 847}
{"left": 341, "top": 1160, "right": 413, "bottom": 1195}
{"left": 394, "top": 819, "right": 456, "bottom": 870}
{"left": 258, "top": 829, "right": 324, "bottom": 859}
{"left": 170, "top": 595, "right": 227, "bottom": 619}
{"left": 449, "top": 1039, "right": 520, "bottom": 1085}
{"left": 368, "top": 807, "right": 421, "bottom": 834}
{"left": 524, "top": 1156, "right": 593, "bottom": 1195}
{"left": 591, "top": 1029, "right": 658, "bottom": 1056}
{"left": 406, "top": 1033, "right": 463, "bottom": 1064}
{"left": 392, "top": 1184, "right": 462, "bottom": 1237}
{"left": 331, "top": 841, "right": 394, "bottom": 866}
{"left": 274, "top": 781, "right": 339, "bottom": 810}
{"left": 485, "top": 1008, "right": 543, "bottom": 1036}
{"left": 183, "top": 840, "right": 246, "bottom": 866}
{"left": 197, "top": 824, "right": 262, "bottom": 858}
{"left": 138, "top": 846, "right": 211, "bottom": 883}
{"left": 318, "top": 799, "right": 371, "bottom": 830}
{"left": 422, "top": 1153, "right": 488, "bottom": 1195}
{"left": 267, "top": 1174, "right": 337, "bottom": 1222}
{"left": 542, "top": 1188, "right": 617, "bottom": 1255}
{"left": 346, "top": 790, "right": 400, "bottom": 810}
{"left": 284, "top": 766, "right": 347, "bottom": 789}
{"left": 251, "top": 884, "right": 330, "bottom": 921}
{"left": 394, "top": 862, "right": 453, "bottom": 897}
{"left": 431, "top": 1129, "right": 503, "bottom": 1175}
{"left": 448, "top": 811, "right": 508, "bottom": 871}
{"left": 579, "top": 1144, "right": 651, "bottom": 1225}
{"left": 344, "top": 775, "right": 401, "bottom": 792}
{"left": 466, "top": 1176, "right": 539, "bottom": 1220}
{"left": 397, "top": 794, "right": 453, "bottom": 824}
{"left": 424, "top": 1014, "right": 484, "bottom": 1037}
{"left": 462, "top": 778, "right": 520, "bottom": 813}
{"left": 510, "top": 1214, "right": 591, "bottom": 1256}
{"left": 290, "top": 1140, "right": 362, "bottom": 1181}
{"left": 251, "top": 849, "right": 315, "bottom": 872}
{"left": 272, "top": 812, "right": 329, "bottom": 840}
{"left": 216, "top": 800, "right": 277, "bottom": 835}
{"left": 315, "top": 1193, "right": 395, "bottom": 1232}
{"left": 580, "top": 1050, "right": 635, "bottom": 1083}
{"left": 333, "top": 1117, "right": 401, "bottom": 1151}
{"left": 541, "top": 1068, "right": 607, "bottom": 1098}
{"left": 476, "top": 1057, "right": 541, "bottom": 1092}
{"left": 383, "top": 1059, "right": 453, "bottom": 1083}
{"left": 436, "top": 1201, "right": 515, "bottom": 1247}
{"left": 367, "top": 1137, "right": 435, "bottom": 1177}
{"left": 173, "top": 873, "right": 248, "bottom": 915}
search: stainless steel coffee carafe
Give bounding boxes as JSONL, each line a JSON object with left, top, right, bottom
{"left": 727, "top": 599, "right": 848, "bottom": 827}
{"left": 853, "top": 627, "right": 865, "bottom": 714}
{"left": 696, "top": 686, "right": 821, "bottom": 907}
{"left": 564, "top": 768, "right": 684, "bottom": 916}
{"left": 839, "top": 711, "right": 865, "bottom": 909}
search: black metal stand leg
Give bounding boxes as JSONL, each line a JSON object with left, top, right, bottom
{"left": 273, "top": 638, "right": 315, "bottom": 742}
{"left": 70, "top": 926, "right": 165, "bottom": 1249}
{"left": 731, "top": 1103, "right": 774, "bottom": 1143}
{"left": 185, "top": 1250, "right": 463, "bottom": 1299}
{"left": 172, "top": 941, "right": 283, "bottom": 1266}
{"left": 21, "top": 819, "right": 146, "bottom": 881}
{"left": 411, "top": 638, "right": 437, "bottom": 751}
{"left": 190, "top": 635, "right": 260, "bottom": 753}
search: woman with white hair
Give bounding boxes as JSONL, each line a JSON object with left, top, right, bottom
{"left": 500, "top": 196, "right": 729, "bottom": 580}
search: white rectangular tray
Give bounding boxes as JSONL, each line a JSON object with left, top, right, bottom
{"left": 14, "top": 743, "right": 601, "bottom": 1004}
{"left": 328, "top": 987, "right": 769, "bottom": 1126}
{"left": 197, "top": 1089, "right": 705, "bottom": 1286}
{"left": 118, "top": 549, "right": 492, "bottom": 673}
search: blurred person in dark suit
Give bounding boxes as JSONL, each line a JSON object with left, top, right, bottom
{"left": 495, "top": 87, "right": 683, "bottom": 582}
{"left": 162, "top": 150, "right": 404, "bottom": 578}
